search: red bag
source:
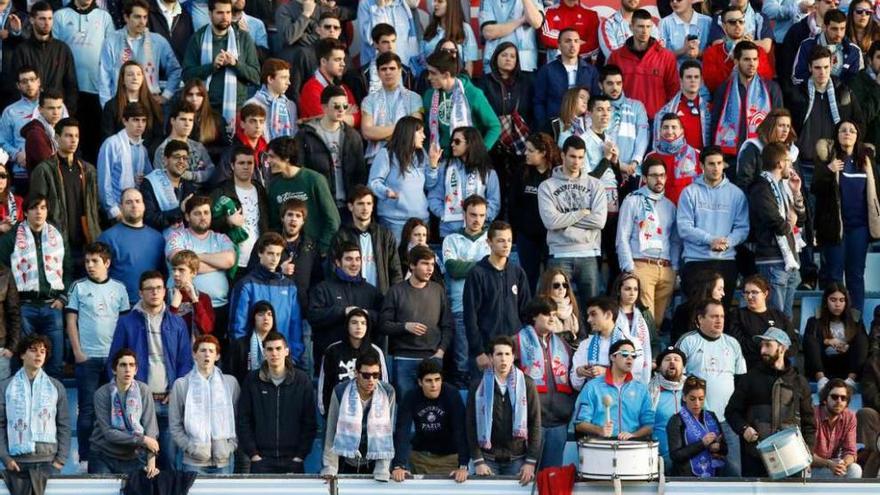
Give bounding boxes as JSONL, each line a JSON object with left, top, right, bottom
{"left": 537, "top": 464, "right": 576, "bottom": 495}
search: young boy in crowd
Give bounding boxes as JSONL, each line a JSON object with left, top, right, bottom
{"left": 169, "top": 249, "right": 216, "bottom": 337}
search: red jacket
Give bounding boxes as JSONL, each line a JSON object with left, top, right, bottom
{"left": 540, "top": 3, "right": 600, "bottom": 58}
{"left": 702, "top": 43, "right": 775, "bottom": 94}
{"left": 21, "top": 119, "right": 54, "bottom": 172}
{"left": 299, "top": 74, "right": 361, "bottom": 128}
{"left": 645, "top": 150, "right": 701, "bottom": 205}
{"left": 607, "top": 39, "right": 679, "bottom": 120}
{"left": 170, "top": 290, "right": 215, "bottom": 337}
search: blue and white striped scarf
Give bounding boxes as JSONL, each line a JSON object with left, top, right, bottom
{"left": 586, "top": 328, "right": 623, "bottom": 365}
{"left": 5, "top": 368, "right": 57, "bottom": 456}
{"left": 202, "top": 26, "right": 238, "bottom": 138}
{"left": 256, "top": 85, "right": 294, "bottom": 140}
{"left": 806, "top": 78, "right": 840, "bottom": 126}
{"left": 475, "top": 368, "right": 528, "bottom": 450}
{"left": 332, "top": 381, "right": 394, "bottom": 460}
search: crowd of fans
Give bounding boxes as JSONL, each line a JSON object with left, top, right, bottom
{"left": 1, "top": 0, "right": 880, "bottom": 486}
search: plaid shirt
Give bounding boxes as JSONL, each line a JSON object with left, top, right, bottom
{"left": 813, "top": 405, "right": 857, "bottom": 459}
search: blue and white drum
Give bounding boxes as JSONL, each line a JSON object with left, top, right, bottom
{"left": 756, "top": 427, "right": 812, "bottom": 479}
{"left": 577, "top": 439, "right": 660, "bottom": 480}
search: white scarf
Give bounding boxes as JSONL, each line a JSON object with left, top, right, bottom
{"left": 442, "top": 159, "right": 487, "bottom": 223}
{"left": 4, "top": 193, "right": 17, "bottom": 223}
{"left": 429, "top": 78, "right": 471, "bottom": 146}
{"left": 33, "top": 113, "right": 58, "bottom": 154}
{"left": 144, "top": 169, "right": 178, "bottom": 212}
{"left": 247, "top": 332, "right": 264, "bottom": 371}
{"left": 367, "top": 61, "right": 382, "bottom": 95}
{"left": 366, "top": 85, "right": 408, "bottom": 158}
{"left": 5, "top": 368, "right": 57, "bottom": 455}
{"left": 332, "top": 381, "right": 394, "bottom": 460}
{"left": 11, "top": 221, "right": 65, "bottom": 292}
{"left": 552, "top": 295, "right": 579, "bottom": 339}
{"left": 806, "top": 78, "right": 840, "bottom": 125}
{"left": 634, "top": 187, "right": 666, "bottom": 255}
{"left": 647, "top": 373, "right": 686, "bottom": 409}
{"left": 616, "top": 309, "right": 652, "bottom": 384}
{"left": 123, "top": 30, "right": 158, "bottom": 93}
{"left": 202, "top": 27, "right": 238, "bottom": 137}
{"left": 110, "top": 381, "right": 144, "bottom": 435}
{"left": 760, "top": 171, "right": 801, "bottom": 271}
{"left": 183, "top": 368, "right": 236, "bottom": 459}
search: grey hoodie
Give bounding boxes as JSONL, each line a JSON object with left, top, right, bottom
{"left": 537, "top": 166, "right": 608, "bottom": 256}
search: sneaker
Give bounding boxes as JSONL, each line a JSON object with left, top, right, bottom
{"left": 77, "top": 461, "right": 88, "bottom": 474}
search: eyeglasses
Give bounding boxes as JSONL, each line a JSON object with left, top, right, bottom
{"left": 170, "top": 154, "right": 189, "bottom": 161}
{"left": 552, "top": 282, "right": 569, "bottom": 289}
{"left": 829, "top": 393, "right": 849, "bottom": 402}
{"left": 451, "top": 138, "right": 465, "bottom": 145}
{"left": 854, "top": 7, "right": 873, "bottom": 14}
{"left": 359, "top": 371, "right": 381, "bottom": 380}
{"left": 725, "top": 18, "right": 745, "bottom": 25}
{"left": 332, "top": 103, "right": 349, "bottom": 111}
{"left": 613, "top": 350, "right": 638, "bottom": 359}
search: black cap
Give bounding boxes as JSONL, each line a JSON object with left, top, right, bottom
{"left": 655, "top": 346, "right": 687, "bottom": 368}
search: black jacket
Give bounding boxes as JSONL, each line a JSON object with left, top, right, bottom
{"left": 724, "top": 362, "right": 815, "bottom": 476}
{"left": 862, "top": 318, "right": 880, "bottom": 409}
{"left": 9, "top": 33, "right": 78, "bottom": 114}
{"left": 463, "top": 256, "right": 531, "bottom": 358}
{"left": 777, "top": 16, "right": 813, "bottom": 97}
{"left": 666, "top": 410, "right": 728, "bottom": 477}
{"left": 140, "top": 175, "right": 197, "bottom": 231}
{"left": 0, "top": 5, "right": 27, "bottom": 98}
{"left": 236, "top": 362, "right": 318, "bottom": 460}
{"left": 294, "top": 122, "right": 366, "bottom": 204}
{"left": 466, "top": 374, "right": 542, "bottom": 464}
{"left": 803, "top": 315, "right": 869, "bottom": 379}
{"left": 476, "top": 70, "right": 535, "bottom": 132}
{"left": 332, "top": 221, "right": 402, "bottom": 295}
{"left": 208, "top": 179, "right": 270, "bottom": 240}
{"left": 726, "top": 306, "right": 799, "bottom": 369}
{"left": 342, "top": 63, "right": 416, "bottom": 104}
{"left": 788, "top": 78, "right": 861, "bottom": 145}
{"left": 747, "top": 176, "right": 805, "bottom": 262}
{"left": 308, "top": 272, "right": 384, "bottom": 352}
{"left": 147, "top": 0, "right": 193, "bottom": 62}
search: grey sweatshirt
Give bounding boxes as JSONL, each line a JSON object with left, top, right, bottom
{"left": 537, "top": 166, "right": 608, "bottom": 257}
{"left": 89, "top": 380, "right": 159, "bottom": 461}
{"left": 168, "top": 370, "right": 240, "bottom": 467}
{"left": 0, "top": 374, "right": 71, "bottom": 466}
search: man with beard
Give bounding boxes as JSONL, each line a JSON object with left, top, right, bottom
{"left": 702, "top": 11, "right": 776, "bottom": 94}
{"left": 153, "top": 104, "right": 215, "bottom": 191}
{"left": 98, "top": 188, "right": 167, "bottom": 303}
{"left": 725, "top": 327, "right": 815, "bottom": 477}
{"left": 165, "top": 196, "right": 235, "bottom": 345}
{"left": 648, "top": 347, "right": 688, "bottom": 470}
{"left": 598, "top": 66, "right": 648, "bottom": 183}
{"left": 792, "top": 9, "right": 862, "bottom": 85}
{"left": 811, "top": 379, "right": 861, "bottom": 478}
{"left": 598, "top": 0, "right": 645, "bottom": 58}
{"left": 299, "top": 38, "right": 359, "bottom": 126}
{"left": 141, "top": 140, "right": 197, "bottom": 231}
{"left": 645, "top": 114, "right": 701, "bottom": 205}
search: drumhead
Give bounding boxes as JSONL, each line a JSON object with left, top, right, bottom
{"left": 578, "top": 439, "right": 660, "bottom": 450}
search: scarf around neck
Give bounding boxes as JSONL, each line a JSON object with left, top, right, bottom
{"left": 806, "top": 78, "right": 840, "bottom": 125}
{"left": 257, "top": 85, "right": 294, "bottom": 140}
{"left": 183, "top": 368, "right": 236, "bottom": 460}
{"left": 12, "top": 221, "right": 64, "bottom": 292}
{"left": 202, "top": 27, "right": 238, "bottom": 138}
{"left": 123, "top": 30, "right": 158, "bottom": 93}
{"left": 647, "top": 373, "right": 685, "bottom": 409}
{"left": 656, "top": 134, "right": 699, "bottom": 180}
{"left": 680, "top": 406, "right": 724, "bottom": 477}
{"left": 517, "top": 325, "right": 572, "bottom": 394}
{"left": 760, "top": 170, "right": 800, "bottom": 271}
{"left": 634, "top": 187, "right": 667, "bottom": 254}
{"left": 5, "top": 368, "right": 57, "bottom": 455}
{"left": 552, "top": 295, "right": 579, "bottom": 338}
{"left": 429, "top": 78, "right": 471, "bottom": 146}
{"left": 615, "top": 309, "right": 652, "bottom": 383}
{"left": 144, "top": 168, "right": 178, "bottom": 212}
{"left": 442, "top": 159, "right": 487, "bottom": 223}
{"left": 332, "top": 380, "right": 395, "bottom": 460}
{"left": 110, "top": 381, "right": 144, "bottom": 435}
{"left": 714, "top": 71, "right": 771, "bottom": 155}
{"left": 475, "top": 368, "right": 528, "bottom": 450}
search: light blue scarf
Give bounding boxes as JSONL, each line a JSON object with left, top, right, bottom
{"left": 144, "top": 169, "right": 178, "bottom": 212}
{"left": 332, "top": 381, "right": 394, "bottom": 460}
{"left": 475, "top": 368, "right": 528, "bottom": 450}
{"left": 517, "top": 325, "right": 572, "bottom": 394}
{"left": 586, "top": 328, "right": 623, "bottom": 365}
{"left": 806, "top": 78, "right": 840, "bottom": 126}
{"left": 257, "top": 85, "right": 294, "bottom": 140}
{"left": 202, "top": 27, "right": 238, "bottom": 138}
{"left": 713, "top": 71, "right": 771, "bottom": 154}
{"left": 5, "top": 368, "right": 57, "bottom": 455}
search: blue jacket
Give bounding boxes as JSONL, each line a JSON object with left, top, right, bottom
{"left": 534, "top": 58, "right": 600, "bottom": 130}
{"left": 106, "top": 306, "right": 193, "bottom": 386}
{"left": 792, "top": 35, "right": 863, "bottom": 85}
{"left": 676, "top": 175, "right": 750, "bottom": 262}
{"left": 570, "top": 370, "right": 655, "bottom": 437}
{"left": 229, "top": 265, "right": 303, "bottom": 362}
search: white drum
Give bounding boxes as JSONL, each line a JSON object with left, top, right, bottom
{"left": 577, "top": 439, "right": 660, "bottom": 480}
{"left": 756, "top": 427, "right": 812, "bottom": 480}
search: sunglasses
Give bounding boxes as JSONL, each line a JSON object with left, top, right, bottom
{"left": 359, "top": 371, "right": 381, "bottom": 380}
{"left": 0, "top": 174, "right": 8, "bottom": 179}
{"left": 552, "top": 282, "right": 569, "bottom": 290}
{"left": 686, "top": 376, "right": 706, "bottom": 386}
{"left": 829, "top": 393, "right": 849, "bottom": 402}
{"left": 725, "top": 18, "right": 745, "bottom": 25}
{"left": 854, "top": 7, "right": 872, "bottom": 14}
{"left": 613, "top": 350, "right": 638, "bottom": 359}
{"left": 332, "top": 103, "right": 349, "bottom": 111}
{"left": 451, "top": 138, "right": 465, "bottom": 145}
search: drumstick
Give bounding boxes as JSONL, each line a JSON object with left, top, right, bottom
{"left": 603, "top": 395, "right": 613, "bottom": 426}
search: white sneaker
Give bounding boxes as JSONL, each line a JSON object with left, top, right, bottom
{"left": 77, "top": 461, "right": 88, "bottom": 474}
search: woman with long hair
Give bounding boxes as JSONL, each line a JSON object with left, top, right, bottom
{"left": 0, "top": 162, "right": 22, "bottom": 233}
{"left": 100, "top": 61, "right": 164, "bottom": 146}
{"left": 612, "top": 272, "right": 657, "bottom": 383}
{"left": 736, "top": 108, "right": 799, "bottom": 188}
{"left": 537, "top": 268, "right": 583, "bottom": 348}
{"left": 847, "top": 0, "right": 880, "bottom": 55}
{"left": 671, "top": 270, "right": 725, "bottom": 344}
{"left": 667, "top": 376, "right": 727, "bottom": 477}
{"left": 512, "top": 133, "right": 559, "bottom": 290}
{"left": 478, "top": 42, "right": 534, "bottom": 221}
{"left": 813, "top": 119, "right": 880, "bottom": 312}
{"left": 397, "top": 217, "right": 444, "bottom": 285}
{"left": 726, "top": 274, "right": 799, "bottom": 368}
{"left": 429, "top": 126, "right": 501, "bottom": 237}
{"left": 180, "top": 79, "right": 225, "bottom": 149}
{"left": 549, "top": 86, "right": 590, "bottom": 143}
{"left": 422, "top": 0, "right": 479, "bottom": 75}
{"left": 368, "top": 116, "right": 443, "bottom": 242}
{"left": 803, "top": 282, "right": 868, "bottom": 388}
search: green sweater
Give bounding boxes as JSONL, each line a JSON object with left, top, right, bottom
{"left": 422, "top": 76, "right": 501, "bottom": 150}
{"left": 182, "top": 26, "right": 261, "bottom": 110}
{"left": 267, "top": 168, "right": 340, "bottom": 255}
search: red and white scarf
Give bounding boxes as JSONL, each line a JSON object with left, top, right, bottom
{"left": 11, "top": 221, "right": 64, "bottom": 292}
{"left": 517, "top": 325, "right": 572, "bottom": 393}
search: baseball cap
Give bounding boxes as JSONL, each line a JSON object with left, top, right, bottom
{"left": 753, "top": 327, "right": 791, "bottom": 348}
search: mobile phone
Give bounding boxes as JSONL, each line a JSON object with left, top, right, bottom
{"left": 686, "top": 34, "right": 699, "bottom": 41}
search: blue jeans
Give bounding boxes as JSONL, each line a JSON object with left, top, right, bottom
{"left": 452, "top": 312, "right": 468, "bottom": 382}
{"left": 392, "top": 356, "right": 424, "bottom": 400}
{"left": 88, "top": 453, "right": 145, "bottom": 474}
{"left": 75, "top": 357, "right": 108, "bottom": 461}
{"left": 516, "top": 235, "right": 547, "bottom": 293}
{"left": 182, "top": 462, "right": 234, "bottom": 474}
{"left": 301, "top": 320, "right": 314, "bottom": 378}
{"left": 756, "top": 263, "right": 801, "bottom": 318}
{"left": 547, "top": 256, "right": 600, "bottom": 321}
{"left": 821, "top": 225, "right": 870, "bottom": 313}
{"left": 378, "top": 217, "right": 412, "bottom": 245}
{"left": 540, "top": 424, "right": 568, "bottom": 469}
{"left": 20, "top": 303, "right": 63, "bottom": 379}
{"left": 155, "top": 401, "right": 176, "bottom": 471}
{"left": 482, "top": 457, "right": 525, "bottom": 476}
{"left": 721, "top": 421, "right": 741, "bottom": 477}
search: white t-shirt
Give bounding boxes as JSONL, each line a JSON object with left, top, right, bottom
{"left": 235, "top": 185, "right": 261, "bottom": 267}
{"left": 677, "top": 331, "right": 747, "bottom": 422}
{"left": 563, "top": 63, "right": 578, "bottom": 87}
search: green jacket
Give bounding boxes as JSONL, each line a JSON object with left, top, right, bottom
{"left": 29, "top": 156, "right": 102, "bottom": 246}
{"left": 267, "top": 168, "right": 341, "bottom": 256}
{"left": 422, "top": 76, "right": 501, "bottom": 150}
{"left": 182, "top": 25, "right": 261, "bottom": 111}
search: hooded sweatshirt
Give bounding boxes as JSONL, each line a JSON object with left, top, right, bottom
{"left": 676, "top": 175, "right": 750, "bottom": 262}
{"left": 463, "top": 256, "right": 531, "bottom": 358}
{"left": 537, "top": 166, "right": 608, "bottom": 257}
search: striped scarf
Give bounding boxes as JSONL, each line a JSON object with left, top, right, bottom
{"left": 429, "top": 78, "right": 471, "bottom": 146}
{"left": 517, "top": 325, "right": 572, "bottom": 394}
{"left": 760, "top": 171, "right": 800, "bottom": 271}
{"left": 713, "top": 72, "right": 771, "bottom": 155}
{"left": 586, "top": 329, "right": 623, "bottom": 365}
{"left": 475, "top": 368, "right": 528, "bottom": 450}
{"left": 332, "top": 381, "right": 394, "bottom": 460}
{"left": 655, "top": 133, "right": 699, "bottom": 180}
{"left": 805, "top": 78, "right": 840, "bottom": 126}
{"left": 202, "top": 27, "right": 238, "bottom": 139}
{"left": 5, "top": 368, "right": 57, "bottom": 455}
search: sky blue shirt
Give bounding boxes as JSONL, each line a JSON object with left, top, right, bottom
{"left": 165, "top": 227, "right": 235, "bottom": 307}
{"left": 53, "top": 6, "right": 115, "bottom": 95}
{"left": 658, "top": 11, "right": 712, "bottom": 62}
{"left": 571, "top": 372, "right": 655, "bottom": 437}
{"left": 66, "top": 277, "right": 130, "bottom": 357}
{"left": 0, "top": 98, "right": 36, "bottom": 158}
{"left": 98, "top": 28, "right": 183, "bottom": 106}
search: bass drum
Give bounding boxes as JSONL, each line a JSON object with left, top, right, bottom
{"left": 577, "top": 439, "right": 660, "bottom": 480}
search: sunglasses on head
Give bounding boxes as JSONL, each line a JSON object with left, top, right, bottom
{"left": 359, "top": 371, "right": 381, "bottom": 380}
{"left": 552, "top": 282, "right": 569, "bottom": 289}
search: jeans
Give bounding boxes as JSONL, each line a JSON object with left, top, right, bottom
{"left": 516, "top": 235, "right": 547, "bottom": 293}
{"left": 301, "top": 320, "right": 314, "bottom": 378}
{"left": 821, "top": 225, "right": 870, "bottom": 314}
{"left": 539, "top": 424, "right": 568, "bottom": 469}
{"left": 756, "top": 263, "right": 801, "bottom": 318}
{"left": 721, "top": 421, "right": 741, "bottom": 477}
{"left": 547, "top": 256, "right": 600, "bottom": 321}
{"left": 249, "top": 457, "right": 305, "bottom": 474}
{"left": 452, "top": 312, "right": 468, "bottom": 383}
{"left": 482, "top": 457, "right": 525, "bottom": 476}
{"left": 182, "top": 462, "right": 235, "bottom": 474}
{"left": 812, "top": 463, "right": 862, "bottom": 479}
{"left": 88, "top": 453, "right": 145, "bottom": 474}
{"left": 392, "top": 356, "right": 425, "bottom": 400}
{"left": 75, "top": 357, "right": 108, "bottom": 461}
{"left": 20, "top": 303, "right": 63, "bottom": 379}
{"left": 155, "top": 401, "right": 176, "bottom": 471}
{"left": 378, "top": 217, "right": 412, "bottom": 245}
